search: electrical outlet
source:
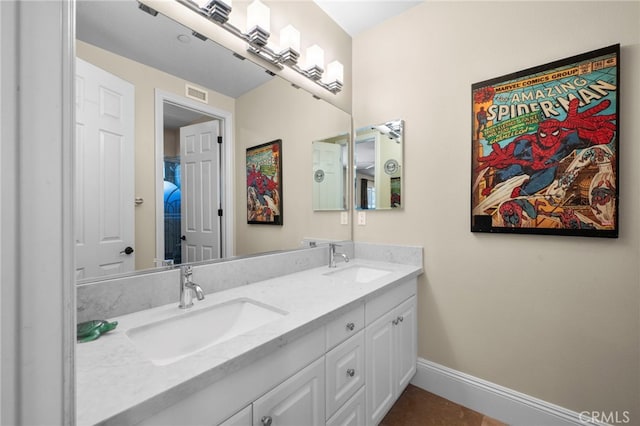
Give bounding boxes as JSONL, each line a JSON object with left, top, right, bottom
{"left": 357, "top": 211, "right": 366, "bottom": 225}
{"left": 340, "top": 211, "right": 348, "bottom": 225}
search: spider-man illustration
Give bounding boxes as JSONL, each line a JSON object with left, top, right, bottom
{"left": 550, "top": 209, "right": 595, "bottom": 230}
{"left": 477, "top": 98, "right": 616, "bottom": 198}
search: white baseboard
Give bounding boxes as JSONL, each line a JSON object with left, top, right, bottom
{"left": 410, "top": 358, "right": 606, "bottom": 426}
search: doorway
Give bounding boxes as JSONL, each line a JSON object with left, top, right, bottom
{"left": 155, "top": 90, "right": 234, "bottom": 265}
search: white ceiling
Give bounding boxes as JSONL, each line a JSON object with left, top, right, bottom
{"left": 313, "top": 0, "right": 423, "bottom": 37}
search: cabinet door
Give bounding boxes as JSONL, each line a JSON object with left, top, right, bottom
{"left": 253, "top": 357, "right": 325, "bottom": 426}
{"left": 394, "top": 296, "right": 417, "bottom": 395}
{"left": 365, "top": 309, "right": 396, "bottom": 426}
{"left": 219, "top": 405, "right": 252, "bottom": 426}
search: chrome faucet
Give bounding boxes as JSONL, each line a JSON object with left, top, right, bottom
{"left": 329, "top": 243, "right": 350, "bottom": 268}
{"left": 179, "top": 265, "right": 205, "bottom": 309}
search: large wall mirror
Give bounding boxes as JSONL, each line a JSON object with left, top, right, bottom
{"left": 75, "top": 0, "right": 351, "bottom": 282}
{"left": 355, "top": 120, "right": 404, "bottom": 210}
{"left": 312, "top": 133, "right": 349, "bottom": 211}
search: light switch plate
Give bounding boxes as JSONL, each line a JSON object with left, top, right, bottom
{"left": 340, "top": 212, "right": 348, "bottom": 225}
{"left": 357, "top": 211, "right": 366, "bottom": 225}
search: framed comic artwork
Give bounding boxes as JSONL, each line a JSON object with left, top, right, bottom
{"left": 246, "top": 139, "right": 283, "bottom": 225}
{"left": 471, "top": 44, "right": 619, "bottom": 238}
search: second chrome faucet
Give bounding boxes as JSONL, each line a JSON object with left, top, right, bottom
{"left": 179, "top": 265, "right": 205, "bottom": 309}
{"left": 329, "top": 243, "right": 350, "bottom": 268}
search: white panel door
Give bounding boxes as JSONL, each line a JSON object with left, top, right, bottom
{"left": 75, "top": 58, "right": 135, "bottom": 280}
{"left": 313, "top": 141, "right": 344, "bottom": 210}
{"left": 180, "top": 121, "right": 220, "bottom": 263}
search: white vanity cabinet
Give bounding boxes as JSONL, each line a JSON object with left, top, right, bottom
{"left": 365, "top": 281, "right": 417, "bottom": 425}
{"left": 133, "top": 276, "right": 417, "bottom": 426}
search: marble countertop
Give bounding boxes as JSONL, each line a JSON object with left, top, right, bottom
{"left": 76, "top": 259, "right": 423, "bottom": 425}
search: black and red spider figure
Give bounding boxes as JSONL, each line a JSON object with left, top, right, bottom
{"left": 477, "top": 98, "right": 616, "bottom": 198}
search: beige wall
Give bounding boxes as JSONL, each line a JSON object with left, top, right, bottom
{"left": 353, "top": 0, "right": 640, "bottom": 419}
{"left": 76, "top": 41, "right": 235, "bottom": 270}
{"left": 235, "top": 77, "right": 351, "bottom": 255}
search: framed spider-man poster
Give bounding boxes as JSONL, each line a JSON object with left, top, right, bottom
{"left": 471, "top": 44, "right": 620, "bottom": 238}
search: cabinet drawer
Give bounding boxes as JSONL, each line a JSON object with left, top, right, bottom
{"left": 365, "top": 277, "right": 416, "bottom": 325}
{"left": 325, "top": 330, "right": 365, "bottom": 420}
{"left": 326, "top": 386, "right": 365, "bottom": 426}
{"left": 326, "top": 303, "right": 364, "bottom": 350}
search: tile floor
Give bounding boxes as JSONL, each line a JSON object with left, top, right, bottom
{"left": 380, "top": 384, "right": 507, "bottom": 426}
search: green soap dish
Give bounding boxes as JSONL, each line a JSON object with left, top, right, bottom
{"left": 77, "top": 320, "right": 118, "bottom": 343}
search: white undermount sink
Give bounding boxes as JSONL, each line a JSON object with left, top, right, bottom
{"left": 126, "top": 298, "right": 287, "bottom": 366}
{"left": 324, "top": 265, "right": 392, "bottom": 283}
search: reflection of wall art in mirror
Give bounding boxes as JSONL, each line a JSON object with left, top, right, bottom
{"left": 471, "top": 44, "right": 619, "bottom": 238}
{"left": 390, "top": 177, "right": 401, "bottom": 208}
{"left": 247, "top": 140, "right": 283, "bottom": 225}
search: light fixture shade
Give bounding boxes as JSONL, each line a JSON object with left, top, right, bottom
{"left": 326, "top": 60, "right": 343, "bottom": 83}
{"left": 306, "top": 44, "right": 324, "bottom": 70}
{"left": 247, "top": 0, "right": 270, "bottom": 33}
{"left": 197, "top": 0, "right": 231, "bottom": 8}
{"left": 280, "top": 25, "right": 300, "bottom": 53}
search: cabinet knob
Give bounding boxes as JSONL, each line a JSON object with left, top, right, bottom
{"left": 398, "top": 315, "right": 404, "bottom": 323}
{"left": 346, "top": 322, "right": 355, "bottom": 331}
{"left": 261, "top": 416, "right": 273, "bottom": 426}
{"left": 392, "top": 318, "right": 398, "bottom": 326}
{"left": 346, "top": 368, "right": 355, "bottom": 377}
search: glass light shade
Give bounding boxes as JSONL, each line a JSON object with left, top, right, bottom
{"left": 280, "top": 25, "right": 300, "bottom": 53}
{"left": 326, "top": 61, "right": 344, "bottom": 83}
{"left": 193, "top": 0, "right": 232, "bottom": 9}
{"left": 247, "top": 0, "right": 270, "bottom": 32}
{"left": 306, "top": 44, "right": 324, "bottom": 70}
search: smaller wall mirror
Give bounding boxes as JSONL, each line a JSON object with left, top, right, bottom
{"left": 312, "top": 134, "right": 350, "bottom": 211}
{"left": 355, "top": 120, "right": 404, "bottom": 210}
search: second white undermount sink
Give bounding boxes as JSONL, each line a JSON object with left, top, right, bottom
{"left": 126, "top": 298, "right": 287, "bottom": 366}
{"left": 324, "top": 265, "right": 392, "bottom": 283}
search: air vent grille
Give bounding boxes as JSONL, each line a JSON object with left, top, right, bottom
{"left": 185, "top": 84, "right": 208, "bottom": 103}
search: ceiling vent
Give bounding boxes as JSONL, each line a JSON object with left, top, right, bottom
{"left": 185, "top": 84, "right": 208, "bottom": 103}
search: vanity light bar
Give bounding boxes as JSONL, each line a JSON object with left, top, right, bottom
{"left": 174, "top": 0, "right": 343, "bottom": 94}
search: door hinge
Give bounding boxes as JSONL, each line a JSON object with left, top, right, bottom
{"left": 218, "top": 209, "right": 223, "bottom": 217}
{"left": 217, "top": 136, "right": 223, "bottom": 144}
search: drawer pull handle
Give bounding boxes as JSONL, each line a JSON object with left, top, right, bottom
{"left": 392, "top": 318, "right": 398, "bottom": 326}
{"left": 346, "top": 322, "right": 355, "bottom": 331}
{"left": 261, "top": 416, "right": 273, "bottom": 426}
{"left": 398, "top": 315, "right": 404, "bottom": 323}
{"left": 346, "top": 368, "right": 355, "bottom": 377}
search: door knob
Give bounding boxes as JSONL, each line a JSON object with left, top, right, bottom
{"left": 120, "top": 246, "right": 134, "bottom": 255}
{"left": 180, "top": 235, "right": 186, "bottom": 241}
